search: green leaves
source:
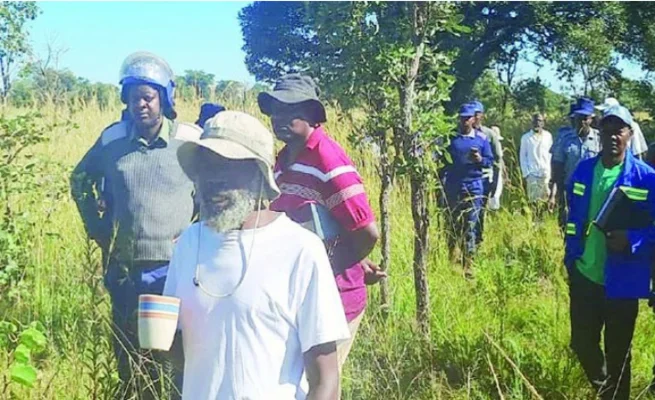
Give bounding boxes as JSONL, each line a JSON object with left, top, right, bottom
{"left": 1, "top": 320, "right": 47, "bottom": 389}
{"left": 19, "top": 325, "right": 47, "bottom": 352}
{"left": 10, "top": 363, "right": 37, "bottom": 387}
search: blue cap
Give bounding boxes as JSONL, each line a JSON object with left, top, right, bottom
{"left": 470, "top": 100, "right": 484, "bottom": 113}
{"left": 196, "top": 103, "right": 226, "bottom": 127}
{"left": 602, "top": 105, "right": 633, "bottom": 127}
{"left": 572, "top": 97, "right": 595, "bottom": 116}
{"left": 459, "top": 102, "right": 477, "bottom": 117}
{"left": 568, "top": 103, "right": 576, "bottom": 117}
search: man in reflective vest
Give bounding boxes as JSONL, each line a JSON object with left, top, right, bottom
{"left": 564, "top": 105, "right": 655, "bottom": 400}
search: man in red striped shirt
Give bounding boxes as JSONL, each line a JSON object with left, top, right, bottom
{"left": 258, "top": 74, "right": 384, "bottom": 372}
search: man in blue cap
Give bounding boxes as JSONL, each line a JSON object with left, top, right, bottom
{"left": 471, "top": 100, "right": 503, "bottom": 244}
{"left": 564, "top": 104, "right": 655, "bottom": 400}
{"left": 441, "top": 102, "right": 494, "bottom": 277}
{"left": 550, "top": 97, "right": 602, "bottom": 230}
{"left": 71, "top": 52, "right": 201, "bottom": 399}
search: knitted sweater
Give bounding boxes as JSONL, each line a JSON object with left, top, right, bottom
{"left": 71, "top": 119, "right": 201, "bottom": 264}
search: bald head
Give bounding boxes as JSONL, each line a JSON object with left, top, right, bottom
{"left": 532, "top": 113, "right": 544, "bottom": 132}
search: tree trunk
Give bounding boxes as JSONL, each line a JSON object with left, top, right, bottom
{"left": 397, "top": 3, "right": 430, "bottom": 335}
{"left": 410, "top": 174, "right": 430, "bottom": 334}
{"left": 378, "top": 128, "right": 392, "bottom": 318}
{"left": 0, "top": 56, "right": 10, "bottom": 99}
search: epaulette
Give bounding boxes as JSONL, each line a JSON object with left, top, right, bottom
{"left": 100, "top": 121, "right": 129, "bottom": 146}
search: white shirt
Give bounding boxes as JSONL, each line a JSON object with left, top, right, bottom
{"left": 163, "top": 215, "right": 350, "bottom": 400}
{"left": 630, "top": 121, "right": 648, "bottom": 158}
{"left": 520, "top": 129, "right": 553, "bottom": 179}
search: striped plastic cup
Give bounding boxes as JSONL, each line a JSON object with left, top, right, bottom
{"left": 138, "top": 295, "right": 180, "bottom": 350}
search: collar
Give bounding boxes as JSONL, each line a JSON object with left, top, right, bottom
{"left": 597, "top": 150, "right": 635, "bottom": 187}
{"left": 277, "top": 126, "right": 326, "bottom": 169}
{"left": 130, "top": 118, "right": 172, "bottom": 146}
{"left": 304, "top": 125, "right": 326, "bottom": 150}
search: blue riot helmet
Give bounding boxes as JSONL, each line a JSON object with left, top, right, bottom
{"left": 119, "top": 51, "right": 177, "bottom": 119}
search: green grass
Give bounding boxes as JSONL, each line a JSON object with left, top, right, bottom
{"left": 3, "top": 99, "right": 655, "bottom": 399}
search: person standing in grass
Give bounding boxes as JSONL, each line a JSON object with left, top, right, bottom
{"left": 70, "top": 52, "right": 200, "bottom": 399}
{"left": 257, "top": 74, "right": 384, "bottom": 375}
{"left": 442, "top": 102, "right": 494, "bottom": 278}
{"left": 549, "top": 97, "right": 602, "bottom": 231}
{"left": 520, "top": 113, "right": 553, "bottom": 213}
{"left": 471, "top": 100, "right": 503, "bottom": 244}
{"left": 564, "top": 105, "right": 655, "bottom": 400}
{"left": 166, "top": 111, "right": 349, "bottom": 399}
{"left": 487, "top": 126, "right": 505, "bottom": 211}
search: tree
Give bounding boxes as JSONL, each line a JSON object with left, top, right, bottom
{"left": 239, "top": 2, "right": 605, "bottom": 115}
{"left": 215, "top": 80, "right": 246, "bottom": 99}
{"left": 494, "top": 44, "right": 521, "bottom": 116}
{"left": 0, "top": 2, "right": 39, "bottom": 99}
{"left": 512, "top": 77, "right": 568, "bottom": 116}
{"left": 242, "top": 1, "right": 463, "bottom": 333}
{"left": 391, "top": 3, "right": 462, "bottom": 334}
{"left": 552, "top": 19, "right": 616, "bottom": 97}
{"left": 182, "top": 70, "right": 215, "bottom": 99}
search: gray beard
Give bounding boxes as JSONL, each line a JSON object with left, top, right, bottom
{"left": 200, "top": 189, "right": 258, "bottom": 233}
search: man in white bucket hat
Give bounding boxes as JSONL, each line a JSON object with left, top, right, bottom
{"left": 164, "top": 111, "right": 350, "bottom": 399}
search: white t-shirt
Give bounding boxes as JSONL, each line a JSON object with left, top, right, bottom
{"left": 163, "top": 215, "right": 350, "bottom": 400}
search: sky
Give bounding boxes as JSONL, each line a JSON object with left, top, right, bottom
{"left": 27, "top": 2, "right": 649, "bottom": 94}
{"left": 29, "top": 2, "right": 254, "bottom": 85}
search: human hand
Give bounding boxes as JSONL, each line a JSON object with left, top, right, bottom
{"left": 606, "top": 230, "right": 629, "bottom": 253}
{"left": 469, "top": 149, "right": 482, "bottom": 164}
{"left": 361, "top": 258, "right": 387, "bottom": 285}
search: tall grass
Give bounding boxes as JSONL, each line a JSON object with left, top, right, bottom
{"left": 2, "top": 97, "right": 655, "bottom": 399}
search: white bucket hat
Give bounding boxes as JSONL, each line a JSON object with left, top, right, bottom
{"left": 177, "top": 111, "right": 281, "bottom": 200}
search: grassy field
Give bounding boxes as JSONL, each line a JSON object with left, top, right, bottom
{"left": 2, "top": 98, "right": 655, "bottom": 400}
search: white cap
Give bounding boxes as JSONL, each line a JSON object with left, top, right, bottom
{"left": 595, "top": 97, "right": 620, "bottom": 111}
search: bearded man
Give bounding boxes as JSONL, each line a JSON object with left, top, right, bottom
{"left": 163, "top": 111, "right": 350, "bottom": 400}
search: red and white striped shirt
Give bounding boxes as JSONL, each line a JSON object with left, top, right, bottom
{"left": 271, "top": 126, "right": 375, "bottom": 321}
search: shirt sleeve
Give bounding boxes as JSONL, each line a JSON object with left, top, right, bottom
{"left": 164, "top": 227, "right": 192, "bottom": 331}
{"left": 163, "top": 244, "right": 181, "bottom": 298}
{"left": 626, "top": 173, "right": 655, "bottom": 256}
{"left": 70, "top": 138, "right": 106, "bottom": 244}
{"left": 519, "top": 134, "right": 528, "bottom": 178}
{"left": 631, "top": 123, "right": 648, "bottom": 156}
{"left": 491, "top": 132, "right": 503, "bottom": 165}
{"left": 480, "top": 137, "right": 494, "bottom": 168}
{"left": 164, "top": 225, "right": 195, "bottom": 298}
{"left": 322, "top": 164, "right": 375, "bottom": 232}
{"left": 551, "top": 131, "right": 566, "bottom": 163}
{"left": 295, "top": 236, "right": 351, "bottom": 353}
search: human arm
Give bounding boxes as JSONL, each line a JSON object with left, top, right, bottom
{"left": 548, "top": 135, "right": 565, "bottom": 208}
{"left": 321, "top": 164, "right": 379, "bottom": 273}
{"left": 607, "top": 177, "right": 655, "bottom": 255}
{"left": 162, "top": 232, "right": 188, "bottom": 371}
{"left": 297, "top": 237, "right": 351, "bottom": 399}
{"left": 330, "top": 222, "right": 379, "bottom": 273}
{"left": 519, "top": 135, "right": 529, "bottom": 178}
{"left": 70, "top": 138, "right": 107, "bottom": 246}
{"left": 476, "top": 137, "right": 494, "bottom": 168}
{"left": 304, "top": 342, "right": 340, "bottom": 400}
